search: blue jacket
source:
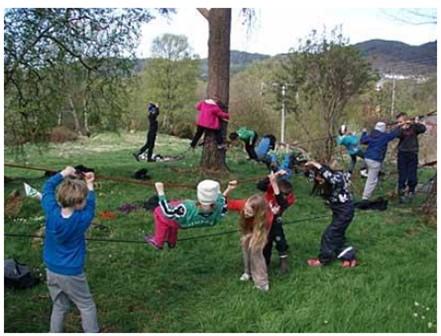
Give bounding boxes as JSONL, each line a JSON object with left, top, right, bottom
{"left": 255, "top": 137, "right": 272, "bottom": 160}
{"left": 360, "top": 128, "right": 400, "bottom": 162}
{"left": 337, "top": 134, "right": 361, "bottom": 155}
{"left": 42, "top": 173, "right": 96, "bottom": 276}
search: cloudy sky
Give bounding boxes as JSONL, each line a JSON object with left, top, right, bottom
{"left": 138, "top": 8, "right": 437, "bottom": 58}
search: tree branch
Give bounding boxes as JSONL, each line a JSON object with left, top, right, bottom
{"left": 197, "top": 8, "right": 210, "bottom": 20}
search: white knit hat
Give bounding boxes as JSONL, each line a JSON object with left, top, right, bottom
{"left": 374, "top": 122, "right": 386, "bottom": 133}
{"left": 339, "top": 124, "right": 347, "bottom": 136}
{"left": 197, "top": 180, "right": 220, "bottom": 205}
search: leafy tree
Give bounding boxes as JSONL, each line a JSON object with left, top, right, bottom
{"left": 4, "top": 8, "right": 170, "bottom": 145}
{"left": 277, "top": 27, "right": 375, "bottom": 161}
{"left": 140, "top": 34, "right": 200, "bottom": 137}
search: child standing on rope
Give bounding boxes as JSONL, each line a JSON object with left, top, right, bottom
{"left": 41, "top": 166, "right": 99, "bottom": 333}
{"left": 224, "top": 181, "right": 275, "bottom": 292}
{"left": 133, "top": 102, "right": 160, "bottom": 162}
{"left": 304, "top": 161, "right": 357, "bottom": 268}
{"left": 144, "top": 179, "right": 235, "bottom": 250}
{"left": 190, "top": 97, "right": 229, "bottom": 149}
{"left": 337, "top": 124, "right": 367, "bottom": 176}
{"left": 229, "top": 127, "right": 259, "bottom": 160}
{"left": 257, "top": 170, "right": 296, "bottom": 273}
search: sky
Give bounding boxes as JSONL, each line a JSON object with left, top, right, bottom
{"left": 138, "top": 8, "right": 438, "bottom": 58}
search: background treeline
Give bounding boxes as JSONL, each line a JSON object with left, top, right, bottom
{"left": 4, "top": 9, "right": 436, "bottom": 160}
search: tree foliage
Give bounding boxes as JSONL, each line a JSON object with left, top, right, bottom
{"left": 277, "top": 27, "right": 376, "bottom": 160}
{"left": 135, "top": 34, "right": 200, "bottom": 138}
{"left": 4, "top": 8, "right": 166, "bottom": 145}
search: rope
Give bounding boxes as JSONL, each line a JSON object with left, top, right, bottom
{"left": 4, "top": 163, "right": 195, "bottom": 190}
{"left": 4, "top": 213, "right": 330, "bottom": 245}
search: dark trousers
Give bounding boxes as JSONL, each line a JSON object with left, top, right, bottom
{"left": 138, "top": 125, "right": 158, "bottom": 160}
{"left": 190, "top": 126, "right": 223, "bottom": 148}
{"left": 244, "top": 133, "right": 258, "bottom": 160}
{"left": 263, "top": 217, "right": 288, "bottom": 265}
{"left": 318, "top": 202, "right": 355, "bottom": 264}
{"left": 397, "top": 151, "right": 418, "bottom": 193}
{"left": 349, "top": 150, "right": 366, "bottom": 173}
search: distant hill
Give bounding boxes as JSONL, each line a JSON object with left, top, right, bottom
{"left": 353, "top": 39, "right": 437, "bottom": 76}
{"left": 137, "top": 39, "right": 437, "bottom": 78}
{"left": 199, "top": 50, "right": 270, "bottom": 79}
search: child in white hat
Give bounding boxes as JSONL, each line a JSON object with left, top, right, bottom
{"left": 144, "top": 179, "right": 236, "bottom": 249}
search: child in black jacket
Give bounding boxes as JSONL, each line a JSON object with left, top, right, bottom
{"left": 134, "top": 102, "right": 160, "bottom": 162}
{"left": 304, "top": 161, "right": 357, "bottom": 268}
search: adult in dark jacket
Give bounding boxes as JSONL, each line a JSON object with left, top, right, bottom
{"left": 395, "top": 113, "right": 427, "bottom": 203}
{"left": 134, "top": 103, "right": 160, "bottom": 162}
{"left": 359, "top": 122, "right": 401, "bottom": 200}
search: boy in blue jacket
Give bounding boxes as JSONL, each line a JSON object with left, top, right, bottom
{"left": 337, "top": 124, "right": 367, "bottom": 176}
{"left": 42, "top": 166, "right": 99, "bottom": 333}
{"left": 360, "top": 122, "right": 401, "bottom": 201}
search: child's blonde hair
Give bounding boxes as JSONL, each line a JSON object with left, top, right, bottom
{"left": 240, "top": 194, "right": 269, "bottom": 251}
{"left": 57, "top": 176, "right": 89, "bottom": 208}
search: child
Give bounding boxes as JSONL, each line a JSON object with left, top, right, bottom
{"left": 257, "top": 170, "right": 296, "bottom": 273}
{"left": 229, "top": 127, "right": 259, "bottom": 160}
{"left": 41, "top": 166, "right": 99, "bottom": 333}
{"left": 190, "top": 98, "right": 230, "bottom": 149}
{"left": 304, "top": 161, "right": 357, "bottom": 268}
{"left": 225, "top": 182, "right": 274, "bottom": 292}
{"left": 254, "top": 134, "right": 277, "bottom": 166}
{"left": 144, "top": 179, "right": 234, "bottom": 249}
{"left": 337, "top": 124, "right": 367, "bottom": 176}
{"left": 133, "top": 102, "right": 160, "bottom": 162}
{"left": 395, "top": 113, "right": 427, "bottom": 203}
{"left": 360, "top": 122, "right": 401, "bottom": 201}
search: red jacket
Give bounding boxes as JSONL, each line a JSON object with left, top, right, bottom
{"left": 195, "top": 99, "right": 229, "bottom": 130}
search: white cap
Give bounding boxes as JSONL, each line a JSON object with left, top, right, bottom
{"left": 339, "top": 124, "right": 347, "bottom": 135}
{"left": 197, "top": 180, "right": 220, "bottom": 205}
{"left": 374, "top": 122, "right": 386, "bottom": 133}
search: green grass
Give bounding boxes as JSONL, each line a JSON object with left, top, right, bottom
{"left": 4, "top": 132, "right": 437, "bottom": 332}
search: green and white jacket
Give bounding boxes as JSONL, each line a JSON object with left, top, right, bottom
{"left": 158, "top": 194, "right": 227, "bottom": 228}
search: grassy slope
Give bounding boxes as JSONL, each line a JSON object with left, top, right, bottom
{"left": 4, "top": 132, "right": 436, "bottom": 332}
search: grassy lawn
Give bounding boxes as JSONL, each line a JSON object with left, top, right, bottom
{"left": 4, "top": 132, "right": 437, "bottom": 332}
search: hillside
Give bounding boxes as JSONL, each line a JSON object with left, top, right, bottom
{"left": 354, "top": 39, "right": 437, "bottom": 75}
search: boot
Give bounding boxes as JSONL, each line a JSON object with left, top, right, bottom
{"left": 398, "top": 189, "right": 407, "bottom": 204}
{"left": 279, "top": 256, "right": 289, "bottom": 274}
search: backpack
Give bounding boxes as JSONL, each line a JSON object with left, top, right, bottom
{"left": 4, "top": 259, "right": 40, "bottom": 289}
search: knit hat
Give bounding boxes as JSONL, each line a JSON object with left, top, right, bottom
{"left": 374, "top": 122, "right": 386, "bottom": 133}
{"left": 197, "top": 180, "right": 220, "bottom": 205}
{"left": 339, "top": 124, "right": 347, "bottom": 136}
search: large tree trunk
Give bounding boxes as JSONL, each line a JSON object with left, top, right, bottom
{"left": 199, "top": 8, "right": 231, "bottom": 171}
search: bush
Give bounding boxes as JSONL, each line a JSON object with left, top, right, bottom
{"left": 50, "top": 126, "right": 78, "bottom": 143}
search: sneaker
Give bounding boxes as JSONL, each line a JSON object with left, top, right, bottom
{"left": 255, "top": 284, "right": 269, "bottom": 292}
{"left": 240, "top": 273, "right": 251, "bottom": 281}
{"left": 307, "top": 258, "right": 323, "bottom": 267}
{"left": 144, "top": 235, "right": 162, "bottom": 250}
{"left": 217, "top": 144, "right": 227, "bottom": 150}
{"left": 132, "top": 153, "right": 140, "bottom": 162}
{"left": 360, "top": 169, "right": 368, "bottom": 178}
{"left": 341, "top": 259, "right": 357, "bottom": 268}
{"left": 407, "top": 191, "right": 416, "bottom": 202}
{"left": 166, "top": 241, "right": 176, "bottom": 249}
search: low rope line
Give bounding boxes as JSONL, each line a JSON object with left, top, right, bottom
{"left": 4, "top": 163, "right": 196, "bottom": 190}
{"left": 4, "top": 214, "right": 330, "bottom": 245}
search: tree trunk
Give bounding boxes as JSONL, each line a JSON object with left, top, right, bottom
{"left": 200, "top": 8, "right": 231, "bottom": 171}
{"left": 69, "top": 97, "right": 83, "bottom": 135}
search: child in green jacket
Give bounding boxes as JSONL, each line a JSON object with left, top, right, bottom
{"left": 144, "top": 179, "right": 235, "bottom": 249}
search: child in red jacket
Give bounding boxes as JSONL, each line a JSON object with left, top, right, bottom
{"left": 190, "top": 98, "right": 229, "bottom": 149}
{"left": 257, "top": 170, "right": 296, "bottom": 273}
